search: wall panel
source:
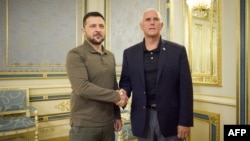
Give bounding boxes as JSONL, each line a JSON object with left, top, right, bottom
{"left": 0, "top": 0, "right": 83, "bottom": 79}
{"left": 29, "top": 85, "right": 71, "bottom": 140}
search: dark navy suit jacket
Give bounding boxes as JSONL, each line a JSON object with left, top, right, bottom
{"left": 119, "top": 39, "right": 193, "bottom": 137}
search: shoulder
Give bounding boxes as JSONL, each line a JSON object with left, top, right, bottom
{"left": 66, "top": 44, "right": 88, "bottom": 61}
{"left": 124, "top": 42, "right": 143, "bottom": 53}
{"left": 161, "top": 40, "right": 187, "bottom": 54}
{"left": 162, "top": 39, "right": 184, "bottom": 48}
{"left": 68, "top": 44, "right": 85, "bottom": 53}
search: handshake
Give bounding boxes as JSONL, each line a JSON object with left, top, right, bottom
{"left": 115, "top": 89, "right": 128, "bottom": 107}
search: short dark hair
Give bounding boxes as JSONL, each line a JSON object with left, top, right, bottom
{"left": 82, "top": 11, "right": 105, "bottom": 27}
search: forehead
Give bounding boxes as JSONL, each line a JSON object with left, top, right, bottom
{"left": 143, "top": 10, "right": 159, "bottom": 19}
{"left": 86, "top": 16, "right": 105, "bottom": 25}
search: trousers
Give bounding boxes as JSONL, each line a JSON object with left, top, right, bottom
{"left": 69, "top": 123, "right": 115, "bottom": 141}
{"left": 137, "top": 109, "right": 184, "bottom": 141}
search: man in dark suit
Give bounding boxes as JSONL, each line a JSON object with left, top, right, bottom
{"left": 119, "top": 8, "right": 193, "bottom": 141}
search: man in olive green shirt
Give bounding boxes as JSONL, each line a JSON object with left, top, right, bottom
{"left": 66, "top": 11, "right": 127, "bottom": 141}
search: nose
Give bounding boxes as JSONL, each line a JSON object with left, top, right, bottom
{"left": 94, "top": 27, "right": 101, "bottom": 32}
{"left": 150, "top": 20, "right": 155, "bottom": 25}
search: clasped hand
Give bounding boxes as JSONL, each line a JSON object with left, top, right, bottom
{"left": 115, "top": 89, "right": 128, "bottom": 107}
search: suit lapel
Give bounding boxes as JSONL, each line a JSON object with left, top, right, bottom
{"left": 136, "top": 43, "right": 145, "bottom": 85}
{"left": 157, "top": 40, "right": 169, "bottom": 83}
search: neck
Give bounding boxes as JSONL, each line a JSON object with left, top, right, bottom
{"left": 87, "top": 40, "right": 103, "bottom": 54}
{"left": 92, "top": 44, "right": 103, "bottom": 54}
{"left": 144, "top": 35, "right": 160, "bottom": 51}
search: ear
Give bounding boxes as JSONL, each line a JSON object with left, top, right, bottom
{"left": 139, "top": 23, "right": 143, "bottom": 31}
{"left": 160, "top": 22, "right": 163, "bottom": 29}
{"left": 82, "top": 28, "right": 86, "bottom": 35}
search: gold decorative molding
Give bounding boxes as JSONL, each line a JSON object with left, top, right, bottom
{"left": 193, "top": 110, "right": 220, "bottom": 141}
{"left": 55, "top": 100, "right": 70, "bottom": 112}
{"left": 183, "top": 0, "right": 222, "bottom": 86}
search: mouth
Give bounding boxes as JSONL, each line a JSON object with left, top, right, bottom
{"left": 149, "top": 28, "right": 156, "bottom": 30}
{"left": 94, "top": 34, "right": 102, "bottom": 38}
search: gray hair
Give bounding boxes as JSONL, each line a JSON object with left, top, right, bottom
{"left": 140, "top": 8, "right": 162, "bottom": 23}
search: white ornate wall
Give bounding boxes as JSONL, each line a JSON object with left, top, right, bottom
{"left": 105, "top": 0, "right": 166, "bottom": 73}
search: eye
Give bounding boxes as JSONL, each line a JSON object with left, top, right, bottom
{"left": 145, "top": 18, "right": 151, "bottom": 22}
{"left": 89, "top": 25, "right": 96, "bottom": 28}
{"left": 99, "top": 24, "right": 105, "bottom": 29}
{"left": 153, "top": 18, "right": 160, "bottom": 21}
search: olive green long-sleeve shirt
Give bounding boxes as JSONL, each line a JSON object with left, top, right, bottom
{"left": 66, "top": 40, "right": 121, "bottom": 127}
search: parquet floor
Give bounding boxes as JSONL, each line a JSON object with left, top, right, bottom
{"left": 42, "top": 137, "right": 137, "bottom": 141}
{"left": 42, "top": 136, "right": 69, "bottom": 141}
{"left": 41, "top": 136, "right": 137, "bottom": 141}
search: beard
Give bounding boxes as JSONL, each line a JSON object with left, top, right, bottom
{"left": 86, "top": 33, "right": 105, "bottom": 45}
{"left": 88, "top": 37, "right": 105, "bottom": 45}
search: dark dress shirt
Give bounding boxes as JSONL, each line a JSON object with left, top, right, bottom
{"left": 143, "top": 40, "right": 161, "bottom": 105}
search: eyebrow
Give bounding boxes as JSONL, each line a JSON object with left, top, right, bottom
{"left": 144, "top": 17, "right": 160, "bottom": 20}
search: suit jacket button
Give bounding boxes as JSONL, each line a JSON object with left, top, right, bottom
{"left": 142, "top": 106, "right": 146, "bottom": 109}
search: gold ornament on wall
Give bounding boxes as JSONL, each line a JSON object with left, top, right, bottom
{"left": 184, "top": 0, "right": 222, "bottom": 86}
{"left": 55, "top": 100, "right": 70, "bottom": 112}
